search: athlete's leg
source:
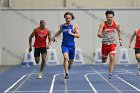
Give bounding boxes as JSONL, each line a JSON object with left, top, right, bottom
{"left": 102, "top": 44, "right": 109, "bottom": 63}
{"left": 37, "top": 53, "right": 47, "bottom": 79}
{"left": 135, "top": 53, "right": 140, "bottom": 75}
{"left": 108, "top": 44, "right": 116, "bottom": 79}
{"left": 38, "top": 48, "right": 47, "bottom": 79}
{"left": 35, "top": 57, "right": 40, "bottom": 64}
{"left": 41, "top": 53, "right": 47, "bottom": 72}
{"left": 61, "top": 45, "right": 69, "bottom": 79}
{"left": 109, "top": 54, "right": 115, "bottom": 74}
{"left": 34, "top": 48, "right": 42, "bottom": 79}
{"left": 68, "top": 47, "right": 75, "bottom": 70}
{"left": 34, "top": 48, "right": 40, "bottom": 64}
{"left": 63, "top": 52, "right": 69, "bottom": 79}
{"left": 108, "top": 54, "right": 115, "bottom": 79}
{"left": 135, "top": 48, "right": 140, "bottom": 75}
{"left": 68, "top": 60, "right": 74, "bottom": 70}
{"left": 40, "top": 48, "right": 47, "bottom": 72}
{"left": 102, "top": 56, "right": 108, "bottom": 63}
{"left": 135, "top": 54, "right": 140, "bottom": 67}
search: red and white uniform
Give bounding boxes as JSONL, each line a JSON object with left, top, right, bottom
{"left": 102, "top": 21, "right": 117, "bottom": 58}
{"left": 102, "top": 21, "right": 117, "bottom": 44}
{"left": 135, "top": 29, "right": 140, "bottom": 48}
{"left": 34, "top": 27, "right": 49, "bottom": 48}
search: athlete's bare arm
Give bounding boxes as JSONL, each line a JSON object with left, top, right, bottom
{"left": 116, "top": 23, "right": 122, "bottom": 39}
{"left": 97, "top": 22, "right": 104, "bottom": 38}
{"left": 116, "top": 22, "right": 122, "bottom": 46}
{"left": 129, "top": 29, "right": 137, "bottom": 48}
{"left": 52, "top": 30, "right": 62, "bottom": 42}
{"left": 47, "top": 30, "right": 52, "bottom": 48}
{"left": 68, "top": 23, "right": 80, "bottom": 38}
{"left": 29, "top": 29, "right": 37, "bottom": 52}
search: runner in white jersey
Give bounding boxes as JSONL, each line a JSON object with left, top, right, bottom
{"left": 97, "top": 10, "right": 122, "bottom": 79}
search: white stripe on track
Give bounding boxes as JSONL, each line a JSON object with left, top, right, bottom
{"left": 4, "top": 70, "right": 36, "bottom": 93}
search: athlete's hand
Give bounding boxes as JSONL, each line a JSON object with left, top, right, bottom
{"left": 119, "top": 39, "right": 122, "bottom": 46}
{"left": 68, "top": 30, "right": 73, "bottom": 35}
{"left": 52, "top": 37, "right": 57, "bottom": 42}
{"left": 29, "top": 48, "right": 32, "bottom": 52}
{"left": 128, "top": 44, "right": 131, "bottom": 48}
{"left": 46, "top": 45, "right": 49, "bottom": 49}
{"left": 97, "top": 33, "right": 102, "bottom": 38}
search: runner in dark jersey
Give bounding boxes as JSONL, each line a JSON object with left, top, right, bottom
{"left": 97, "top": 10, "right": 122, "bottom": 79}
{"left": 129, "top": 28, "right": 140, "bottom": 75}
{"left": 52, "top": 12, "right": 80, "bottom": 79}
{"left": 29, "top": 20, "right": 52, "bottom": 79}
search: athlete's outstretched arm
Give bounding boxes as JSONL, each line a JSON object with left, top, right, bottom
{"left": 68, "top": 23, "right": 80, "bottom": 38}
{"left": 52, "top": 30, "right": 62, "bottom": 42}
{"left": 129, "top": 30, "right": 136, "bottom": 48}
{"left": 97, "top": 22, "right": 103, "bottom": 38}
{"left": 29, "top": 29, "right": 36, "bottom": 52}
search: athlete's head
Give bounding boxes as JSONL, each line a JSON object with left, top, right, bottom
{"left": 105, "top": 10, "right": 114, "bottom": 23}
{"left": 40, "top": 20, "right": 45, "bottom": 29}
{"left": 64, "top": 12, "right": 75, "bottom": 24}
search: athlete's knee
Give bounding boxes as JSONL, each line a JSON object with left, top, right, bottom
{"left": 35, "top": 61, "right": 39, "bottom": 64}
{"left": 110, "top": 53, "right": 116, "bottom": 57}
{"left": 136, "top": 58, "right": 140, "bottom": 62}
{"left": 69, "top": 60, "right": 74, "bottom": 64}
{"left": 35, "top": 57, "right": 40, "bottom": 64}
{"left": 102, "top": 57, "right": 107, "bottom": 63}
{"left": 41, "top": 61, "right": 46, "bottom": 65}
{"left": 42, "top": 58, "right": 46, "bottom": 63}
{"left": 64, "top": 57, "right": 69, "bottom": 62}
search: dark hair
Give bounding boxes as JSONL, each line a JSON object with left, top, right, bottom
{"left": 64, "top": 12, "right": 75, "bottom": 20}
{"left": 105, "top": 10, "right": 115, "bottom": 16}
{"left": 40, "top": 20, "right": 45, "bottom": 23}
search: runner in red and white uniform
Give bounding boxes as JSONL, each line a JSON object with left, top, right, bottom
{"left": 129, "top": 28, "right": 140, "bottom": 75}
{"left": 97, "top": 10, "right": 122, "bottom": 79}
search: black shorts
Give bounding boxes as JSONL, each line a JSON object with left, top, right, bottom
{"left": 135, "top": 48, "right": 140, "bottom": 54}
{"left": 34, "top": 47, "right": 47, "bottom": 57}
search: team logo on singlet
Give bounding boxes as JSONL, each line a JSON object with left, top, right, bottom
{"left": 38, "top": 34, "right": 46, "bottom": 37}
{"left": 104, "top": 28, "right": 114, "bottom": 32}
{"left": 62, "top": 29, "right": 72, "bottom": 32}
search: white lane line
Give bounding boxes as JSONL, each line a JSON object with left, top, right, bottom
{"left": 85, "top": 73, "right": 98, "bottom": 93}
{"left": 6, "top": 89, "right": 138, "bottom": 92}
{"left": 85, "top": 71, "right": 123, "bottom": 93}
{"left": 4, "top": 75, "right": 27, "bottom": 93}
{"left": 84, "top": 67, "right": 127, "bottom": 93}
{"left": 13, "top": 70, "right": 36, "bottom": 92}
{"left": 4, "top": 70, "right": 36, "bottom": 93}
{"left": 49, "top": 73, "right": 64, "bottom": 93}
{"left": 94, "top": 70, "right": 122, "bottom": 93}
{"left": 122, "top": 69, "right": 138, "bottom": 77}
{"left": 49, "top": 71, "right": 84, "bottom": 93}
{"left": 115, "top": 69, "right": 140, "bottom": 92}
{"left": 64, "top": 79, "right": 68, "bottom": 93}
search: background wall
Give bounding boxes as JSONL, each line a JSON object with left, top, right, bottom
{"left": 69, "top": 0, "right": 135, "bottom": 8}
{"left": 0, "top": 8, "right": 139, "bottom": 65}
{"left": 1, "top": 0, "right": 140, "bottom": 8}
{"left": 9, "top": 0, "right": 65, "bottom": 8}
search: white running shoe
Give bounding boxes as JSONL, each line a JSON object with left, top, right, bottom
{"left": 38, "top": 73, "right": 42, "bottom": 79}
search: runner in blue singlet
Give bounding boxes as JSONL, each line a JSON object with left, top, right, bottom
{"left": 52, "top": 12, "right": 80, "bottom": 79}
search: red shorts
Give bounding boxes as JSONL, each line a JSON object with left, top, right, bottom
{"left": 102, "top": 44, "right": 116, "bottom": 58}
